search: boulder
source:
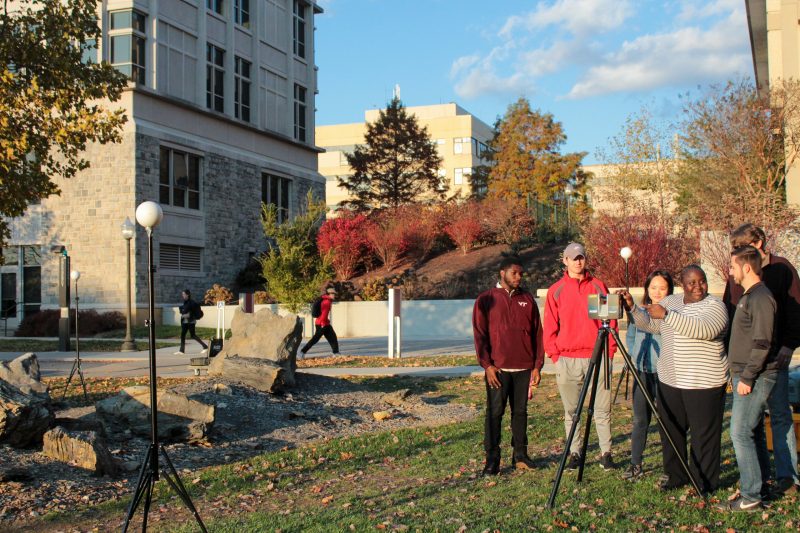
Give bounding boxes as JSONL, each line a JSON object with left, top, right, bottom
{"left": 95, "top": 386, "right": 214, "bottom": 443}
{"left": 43, "top": 426, "right": 118, "bottom": 476}
{"left": 382, "top": 389, "right": 412, "bottom": 407}
{"left": 221, "top": 356, "right": 286, "bottom": 393}
{"left": 208, "top": 308, "right": 302, "bottom": 387}
{"left": 0, "top": 379, "right": 53, "bottom": 447}
{"left": 0, "top": 353, "right": 48, "bottom": 394}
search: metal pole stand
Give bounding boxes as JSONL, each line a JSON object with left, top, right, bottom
{"left": 122, "top": 223, "right": 206, "bottom": 533}
{"left": 62, "top": 280, "right": 87, "bottom": 401}
{"left": 547, "top": 320, "right": 706, "bottom": 508}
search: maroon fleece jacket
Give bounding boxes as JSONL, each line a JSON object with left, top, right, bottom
{"left": 472, "top": 287, "right": 544, "bottom": 371}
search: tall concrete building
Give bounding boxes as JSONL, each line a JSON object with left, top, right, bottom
{"left": 2, "top": 0, "right": 324, "bottom": 328}
{"left": 316, "top": 103, "right": 495, "bottom": 209}
{"left": 746, "top": 0, "right": 800, "bottom": 206}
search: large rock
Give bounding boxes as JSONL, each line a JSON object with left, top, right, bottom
{"left": 43, "top": 426, "right": 118, "bottom": 476}
{"left": 95, "top": 386, "right": 214, "bottom": 443}
{"left": 0, "top": 379, "right": 53, "bottom": 447}
{"left": 221, "top": 356, "right": 286, "bottom": 393}
{"left": 0, "top": 353, "right": 48, "bottom": 394}
{"left": 208, "top": 308, "right": 302, "bottom": 387}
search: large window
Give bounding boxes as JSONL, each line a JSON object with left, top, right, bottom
{"left": 0, "top": 246, "right": 40, "bottom": 318}
{"left": 207, "top": 0, "right": 223, "bottom": 15}
{"left": 292, "top": 1, "right": 306, "bottom": 59}
{"left": 234, "top": 56, "right": 251, "bottom": 122}
{"left": 294, "top": 84, "right": 307, "bottom": 142}
{"left": 261, "top": 173, "right": 291, "bottom": 224}
{"left": 109, "top": 10, "right": 146, "bottom": 84}
{"left": 160, "top": 244, "right": 202, "bottom": 272}
{"left": 159, "top": 147, "right": 202, "bottom": 210}
{"left": 454, "top": 167, "right": 472, "bottom": 186}
{"left": 206, "top": 44, "right": 225, "bottom": 112}
{"left": 234, "top": 0, "right": 250, "bottom": 28}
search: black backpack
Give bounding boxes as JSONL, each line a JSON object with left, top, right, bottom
{"left": 311, "top": 297, "right": 322, "bottom": 318}
{"left": 191, "top": 301, "right": 204, "bottom": 320}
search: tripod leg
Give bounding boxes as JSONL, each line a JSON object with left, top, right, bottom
{"left": 76, "top": 360, "right": 88, "bottom": 401}
{"left": 624, "top": 370, "right": 630, "bottom": 400}
{"left": 612, "top": 366, "right": 628, "bottom": 404}
{"left": 547, "top": 329, "right": 607, "bottom": 508}
{"left": 140, "top": 480, "right": 154, "bottom": 533}
{"left": 608, "top": 329, "right": 707, "bottom": 500}
{"left": 578, "top": 335, "right": 606, "bottom": 482}
{"left": 62, "top": 359, "right": 79, "bottom": 400}
{"left": 122, "top": 447, "right": 154, "bottom": 533}
{"left": 160, "top": 447, "right": 208, "bottom": 533}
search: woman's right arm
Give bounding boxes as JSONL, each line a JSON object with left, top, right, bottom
{"left": 631, "top": 305, "right": 661, "bottom": 334}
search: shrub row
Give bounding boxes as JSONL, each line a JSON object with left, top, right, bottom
{"left": 16, "top": 309, "right": 126, "bottom": 337}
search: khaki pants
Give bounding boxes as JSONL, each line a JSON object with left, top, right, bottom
{"left": 555, "top": 356, "right": 613, "bottom": 455}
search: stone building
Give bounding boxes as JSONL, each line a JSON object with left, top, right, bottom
{"left": 1, "top": 0, "right": 325, "bottom": 329}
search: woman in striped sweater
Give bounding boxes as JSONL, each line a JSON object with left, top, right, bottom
{"left": 622, "top": 265, "right": 729, "bottom": 495}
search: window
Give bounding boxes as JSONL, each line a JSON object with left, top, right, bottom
{"left": 207, "top": 0, "right": 223, "bottom": 15}
{"left": 472, "top": 138, "right": 480, "bottom": 155}
{"left": 22, "top": 247, "right": 40, "bottom": 315}
{"left": 159, "top": 147, "right": 202, "bottom": 210}
{"left": 81, "top": 38, "right": 97, "bottom": 64}
{"left": 1, "top": 273, "right": 15, "bottom": 318}
{"left": 234, "top": 56, "right": 251, "bottom": 122}
{"left": 479, "top": 142, "right": 488, "bottom": 158}
{"left": 454, "top": 167, "right": 472, "bottom": 185}
{"left": 206, "top": 44, "right": 225, "bottom": 112}
{"left": 109, "top": 10, "right": 146, "bottom": 84}
{"left": 160, "top": 244, "right": 202, "bottom": 272}
{"left": 294, "top": 84, "right": 307, "bottom": 142}
{"left": 234, "top": 0, "right": 250, "bottom": 28}
{"left": 453, "top": 137, "right": 470, "bottom": 154}
{"left": 292, "top": 1, "right": 306, "bottom": 59}
{"left": 262, "top": 173, "right": 291, "bottom": 224}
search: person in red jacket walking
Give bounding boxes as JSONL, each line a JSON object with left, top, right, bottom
{"left": 544, "top": 242, "right": 618, "bottom": 471}
{"left": 473, "top": 256, "right": 544, "bottom": 476}
{"left": 300, "top": 286, "right": 339, "bottom": 358}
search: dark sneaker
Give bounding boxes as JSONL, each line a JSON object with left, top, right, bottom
{"left": 774, "top": 477, "right": 800, "bottom": 496}
{"left": 659, "top": 477, "right": 688, "bottom": 491}
{"left": 298, "top": 350, "right": 307, "bottom": 360}
{"left": 513, "top": 455, "right": 536, "bottom": 470}
{"left": 719, "top": 496, "right": 761, "bottom": 512}
{"left": 622, "top": 463, "right": 643, "bottom": 480}
{"left": 481, "top": 457, "right": 500, "bottom": 476}
{"left": 566, "top": 453, "right": 581, "bottom": 471}
{"left": 599, "top": 452, "right": 615, "bottom": 470}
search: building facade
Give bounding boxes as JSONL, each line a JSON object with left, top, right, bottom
{"left": 316, "top": 103, "right": 495, "bottom": 210}
{"left": 2, "top": 0, "right": 325, "bottom": 329}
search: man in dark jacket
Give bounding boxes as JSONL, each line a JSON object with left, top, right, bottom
{"left": 725, "top": 245, "right": 779, "bottom": 511}
{"left": 724, "top": 223, "right": 800, "bottom": 495}
{"left": 473, "top": 256, "right": 544, "bottom": 476}
{"left": 175, "top": 289, "right": 208, "bottom": 355}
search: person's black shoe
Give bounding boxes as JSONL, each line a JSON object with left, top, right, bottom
{"left": 622, "top": 463, "right": 643, "bottom": 481}
{"left": 482, "top": 457, "right": 500, "bottom": 476}
{"left": 513, "top": 455, "right": 536, "bottom": 470}
{"left": 566, "top": 453, "right": 581, "bottom": 471}
{"left": 659, "top": 477, "right": 688, "bottom": 491}
{"left": 718, "top": 496, "right": 761, "bottom": 512}
{"left": 599, "top": 452, "right": 615, "bottom": 470}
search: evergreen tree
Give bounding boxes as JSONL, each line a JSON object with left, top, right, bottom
{"left": 487, "top": 97, "right": 586, "bottom": 203}
{"left": 0, "top": 0, "right": 128, "bottom": 247}
{"left": 339, "top": 97, "right": 445, "bottom": 211}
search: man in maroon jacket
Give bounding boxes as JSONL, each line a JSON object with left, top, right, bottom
{"left": 473, "top": 256, "right": 544, "bottom": 476}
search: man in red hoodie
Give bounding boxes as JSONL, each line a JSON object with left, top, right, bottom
{"left": 544, "top": 242, "right": 618, "bottom": 471}
{"left": 473, "top": 256, "right": 544, "bottom": 476}
{"left": 300, "top": 286, "right": 339, "bottom": 358}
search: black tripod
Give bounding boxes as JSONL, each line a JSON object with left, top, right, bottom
{"left": 547, "top": 319, "right": 705, "bottom": 508}
{"left": 62, "top": 275, "right": 87, "bottom": 401}
{"left": 122, "top": 219, "right": 207, "bottom": 533}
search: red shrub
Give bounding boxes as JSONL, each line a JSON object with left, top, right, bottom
{"left": 318, "top": 212, "right": 372, "bottom": 280}
{"left": 479, "top": 197, "right": 536, "bottom": 245}
{"left": 445, "top": 202, "right": 483, "bottom": 254}
{"left": 582, "top": 211, "right": 698, "bottom": 287}
{"left": 364, "top": 209, "right": 410, "bottom": 271}
{"left": 400, "top": 205, "right": 444, "bottom": 263}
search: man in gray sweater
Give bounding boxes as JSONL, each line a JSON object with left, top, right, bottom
{"left": 725, "top": 246, "right": 779, "bottom": 511}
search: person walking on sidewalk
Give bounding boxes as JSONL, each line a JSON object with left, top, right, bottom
{"left": 618, "top": 270, "right": 674, "bottom": 481}
{"left": 300, "top": 286, "right": 340, "bottom": 358}
{"left": 473, "top": 256, "right": 544, "bottom": 476}
{"left": 175, "top": 289, "right": 208, "bottom": 355}
{"left": 723, "top": 245, "right": 781, "bottom": 511}
{"left": 544, "top": 242, "right": 618, "bottom": 471}
{"left": 723, "top": 223, "right": 800, "bottom": 497}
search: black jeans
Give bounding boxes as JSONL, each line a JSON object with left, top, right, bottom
{"left": 301, "top": 324, "right": 339, "bottom": 354}
{"left": 484, "top": 369, "right": 532, "bottom": 460}
{"left": 630, "top": 370, "right": 659, "bottom": 465}
{"left": 180, "top": 322, "right": 208, "bottom": 352}
{"left": 657, "top": 381, "right": 726, "bottom": 492}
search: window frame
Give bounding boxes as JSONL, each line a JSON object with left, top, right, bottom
{"left": 206, "top": 0, "right": 224, "bottom": 16}
{"left": 108, "top": 9, "right": 147, "bottom": 84}
{"left": 294, "top": 83, "right": 307, "bottom": 142}
{"left": 292, "top": 0, "right": 306, "bottom": 59}
{"left": 159, "top": 146, "right": 203, "bottom": 211}
{"left": 261, "top": 173, "right": 292, "bottom": 224}
{"left": 234, "top": 0, "right": 250, "bottom": 28}
{"left": 206, "top": 43, "right": 225, "bottom": 112}
{"left": 234, "top": 56, "right": 252, "bottom": 122}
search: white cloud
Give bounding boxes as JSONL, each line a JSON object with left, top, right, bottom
{"left": 675, "top": 0, "right": 740, "bottom": 21}
{"left": 566, "top": 9, "right": 749, "bottom": 98}
{"left": 453, "top": 66, "right": 528, "bottom": 100}
{"left": 500, "top": 0, "right": 633, "bottom": 37}
{"left": 450, "top": 55, "right": 481, "bottom": 78}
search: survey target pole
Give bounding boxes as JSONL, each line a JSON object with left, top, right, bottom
{"left": 387, "top": 288, "right": 402, "bottom": 359}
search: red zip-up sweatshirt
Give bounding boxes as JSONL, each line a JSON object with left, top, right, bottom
{"left": 473, "top": 286, "right": 544, "bottom": 371}
{"left": 543, "top": 272, "right": 617, "bottom": 362}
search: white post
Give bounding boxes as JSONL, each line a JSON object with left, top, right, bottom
{"left": 387, "top": 288, "right": 402, "bottom": 359}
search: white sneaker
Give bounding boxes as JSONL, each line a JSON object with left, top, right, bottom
{"left": 174, "top": 351, "right": 185, "bottom": 355}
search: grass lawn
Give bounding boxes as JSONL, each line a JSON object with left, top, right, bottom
{"left": 93, "top": 325, "right": 231, "bottom": 340}
{"left": 0, "top": 338, "right": 176, "bottom": 352}
{"left": 297, "top": 354, "right": 477, "bottom": 368}
{"left": 29, "top": 375, "right": 800, "bottom": 532}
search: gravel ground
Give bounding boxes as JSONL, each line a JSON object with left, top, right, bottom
{"left": 0, "top": 373, "right": 477, "bottom": 528}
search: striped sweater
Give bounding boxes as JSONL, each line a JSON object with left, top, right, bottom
{"left": 631, "top": 294, "right": 729, "bottom": 389}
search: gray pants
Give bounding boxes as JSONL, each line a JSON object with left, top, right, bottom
{"left": 556, "top": 356, "right": 613, "bottom": 455}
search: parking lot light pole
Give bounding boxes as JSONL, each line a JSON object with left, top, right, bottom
{"left": 120, "top": 217, "right": 138, "bottom": 352}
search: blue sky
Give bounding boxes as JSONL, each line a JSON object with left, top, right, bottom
{"left": 314, "top": 0, "right": 753, "bottom": 164}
